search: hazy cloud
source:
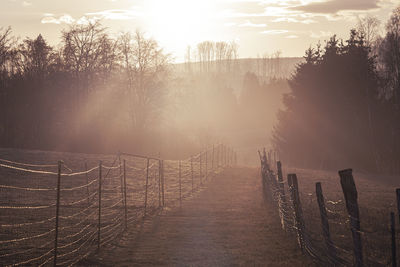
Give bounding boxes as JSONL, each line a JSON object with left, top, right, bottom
{"left": 291, "top": 0, "right": 381, "bottom": 14}
{"left": 239, "top": 20, "right": 267, "bottom": 27}
{"left": 86, "top": 9, "right": 142, "bottom": 20}
{"left": 260, "top": 29, "right": 289, "bottom": 34}
{"left": 272, "top": 17, "right": 317, "bottom": 24}
{"left": 310, "top": 30, "right": 333, "bottom": 38}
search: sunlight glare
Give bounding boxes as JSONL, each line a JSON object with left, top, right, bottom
{"left": 143, "top": 0, "right": 217, "bottom": 58}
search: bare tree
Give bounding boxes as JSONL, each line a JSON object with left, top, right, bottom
{"left": 119, "top": 30, "right": 170, "bottom": 130}
{"left": 357, "top": 15, "right": 381, "bottom": 47}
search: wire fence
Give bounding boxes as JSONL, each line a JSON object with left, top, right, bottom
{"left": 259, "top": 148, "right": 399, "bottom": 267}
{"left": 0, "top": 144, "right": 237, "bottom": 266}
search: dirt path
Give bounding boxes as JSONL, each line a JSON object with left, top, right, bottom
{"left": 84, "top": 167, "right": 313, "bottom": 266}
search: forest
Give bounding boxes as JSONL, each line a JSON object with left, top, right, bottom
{"left": 273, "top": 6, "right": 400, "bottom": 174}
{"left": 0, "top": 23, "right": 288, "bottom": 159}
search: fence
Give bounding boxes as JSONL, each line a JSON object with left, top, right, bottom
{"left": 259, "top": 148, "right": 399, "bottom": 267}
{"left": 0, "top": 144, "right": 237, "bottom": 266}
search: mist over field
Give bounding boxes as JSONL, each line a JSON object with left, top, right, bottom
{"left": 2, "top": 1, "right": 400, "bottom": 266}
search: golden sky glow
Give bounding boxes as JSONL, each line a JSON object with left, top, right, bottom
{"left": 1, "top": 0, "right": 397, "bottom": 61}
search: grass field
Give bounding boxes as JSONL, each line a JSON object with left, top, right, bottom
{"left": 0, "top": 147, "right": 215, "bottom": 266}
{"left": 275, "top": 164, "right": 400, "bottom": 266}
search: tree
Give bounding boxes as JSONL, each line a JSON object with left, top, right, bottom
{"left": 357, "top": 15, "right": 381, "bottom": 47}
{"left": 118, "top": 30, "right": 170, "bottom": 131}
{"left": 272, "top": 30, "right": 380, "bottom": 171}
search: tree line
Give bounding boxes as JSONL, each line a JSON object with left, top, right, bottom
{"left": 272, "top": 6, "right": 400, "bottom": 174}
{"left": 0, "top": 22, "right": 170, "bottom": 153}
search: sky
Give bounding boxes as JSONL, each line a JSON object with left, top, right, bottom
{"left": 0, "top": 0, "right": 398, "bottom": 62}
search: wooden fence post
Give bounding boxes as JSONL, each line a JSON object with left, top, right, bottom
{"left": 179, "top": 160, "right": 182, "bottom": 206}
{"left": 123, "top": 160, "right": 127, "bottom": 230}
{"left": 339, "top": 169, "right": 363, "bottom": 267}
{"left": 53, "top": 161, "right": 62, "bottom": 267}
{"left": 316, "top": 182, "right": 337, "bottom": 262}
{"left": 288, "top": 173, "right": 305, "bottom": 252}
{"left": 144, "top": 158, "right": 150, "bottom": 217}
{"left": 277, "top": 161, "right": 287, "bottom": 230}
{"left": 391, "top": 212, "right": 397, "bottom": 267}
{"left": 97, "top": 161, "right": 102, "bottom": 250}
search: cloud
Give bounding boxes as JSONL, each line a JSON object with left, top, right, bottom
{"left": 41, "top": 14, "right": 75, "bottom": 25}
{"left": 291, "top": 0, "right": 381, "bottom": 14}
{"left": 85, "top": 9, "right": 141, "bottom": 20}
{"left": 41, "top": 16, "right": 60, "bottom": 24}
{"left": 59, "top": 15, "right": 75, "bottom": 24}
{"left": 260, "top": 29, "right": 289, "bottom": 34}
{"left": 239, "top": 20, "right": 267, "bottom": 27}
{"left": 310, "top": 30, "right": 333, "bottom": 38}
{"left": 272, "top": 17, "right": 317, "bottom": 24}
{"left": 286, "top": 34, "right": 299, "bottom": 38}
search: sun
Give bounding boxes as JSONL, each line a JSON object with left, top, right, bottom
{"left": 143, "top": 0, "right": 218, "bottom": 59}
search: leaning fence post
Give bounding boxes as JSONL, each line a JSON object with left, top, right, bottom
{"left": 53, "top": 161, "right": 62, "bottom": 267}
{"left": 277, "top": 161, "right": 287, "bottom": 230}
{"left": 391, "top": 212, "right": 397, "bottom": 267}
{"left": 97, "top": 161, "right": 102, "bottom": 250}
{"left": 288, "top": 173, "right": 305, "bottom": 252}
{"left": 179, "top": 160, "right": 182, "bottom": 206}
{"left": 316, "top": 182, "right": 337, "bottom": 262}
{"left": 144, "top": 158, "right": 150, "bottom": 217}
{"left": 123, "top": 160, "right": 127, "bottom": 230}
{"left": 339, "top": 169, "right": 363, "bottom": 267}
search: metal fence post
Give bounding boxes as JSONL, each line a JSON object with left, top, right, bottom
{"left": 85, "top": 162, "right": 90, "bottom": 207}
{"left": 179, "top": 160, "right": 182, "bottom": 206}
{"left": 316, "top": 182, "right": 337, "bottom": 262}
{"left": 97, "top": 161, "right": 102, "bottom": 250}
{"left": 123, "top": 159, "right": 127, "bottom": 230}
{"left": 162, "top": 160, "right": 165, "bottom": 206}
{"left": 191, "top": 156, "right": 194, "bottom": 192}
{"left": 200, "top": 153, "right": 202, "bottom": 185}
{"left": 277, "top": 161, "right": 287, "bottom": 230}
{"left": 205, "top": 150, "right": 208, "bottom": 181}
{"left": 212, "top": 145, "right": 214, "bottom": 170}
{"left": 158, "top": 160, "right": 161, "bottom": 208}
{"left": 144, "top": 158, "right": 150, "bottom": 217}
{"left": 53, "top": 161, "right": 62, "bottom": 267}
{"left": 288, "top": 173, "right": 305, "bottom": 252}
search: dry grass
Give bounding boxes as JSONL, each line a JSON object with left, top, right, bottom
{"left": 278, "top": 166, "right": 400, "bottom": 266}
